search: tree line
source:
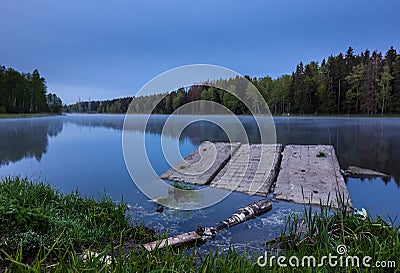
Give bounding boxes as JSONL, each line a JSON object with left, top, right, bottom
{"left": 63, "top": 97, "right": 133, "bottom": 114}
{"left": 0, "top": 66, "right": 63, "bottom": 114}
{"left": 67, "top": 46, "right": 400, "bottom": 115}
{"left": 283, "top": 46, "right": 400, "bottom": 115}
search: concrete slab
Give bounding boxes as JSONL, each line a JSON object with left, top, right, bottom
{"left": 160, "top": 142, "right": 240, "bottom": 185}
{"left": 210, "top": 144, "right": 283, "bottom": 196}
{"left": 274, "top": 145, "right": 352, "bottom": 208}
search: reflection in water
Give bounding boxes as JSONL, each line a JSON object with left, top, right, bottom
{"left": 0, "top": 117, "right": 63, "bottom": 166}
{"left": 274, "top": 117, "right": 400, "bottom": 183}
{"left": 65, "top": 114, "right": 125, "bottom": 131}
{"left": 64, "top": 114, "right": 260, "bottom": 145}
{"left": 154, "top": 187, "right": 201, "bottom": 208}
{"left": 2, "top": 115, "right": 398, "bottom": 185}
{"left": 63, "top": 115, "right": 400, "bottom": 183}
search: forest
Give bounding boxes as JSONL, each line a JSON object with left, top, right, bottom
{"left": 0, "top": 66, "right": 62, "bottom": 114}
{"left": 67, "top": 46, "right": 400, "bottom": 115}
{"left": 64, "top": 97, "right": 133, "bottom": 114}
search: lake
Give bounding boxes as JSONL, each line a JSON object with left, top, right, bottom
{"left": 0, "top": 114, "right": 399, "bottom": 253}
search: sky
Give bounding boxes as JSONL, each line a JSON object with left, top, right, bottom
{"left": 1, "top": 0, "right": 400, "bottom": 104}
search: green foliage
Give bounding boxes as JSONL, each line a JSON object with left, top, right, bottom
{"left": 173, "top": 88, "right": 187, "bottom": 112}
{"left": 172, "top": 181, "right": 193, "bottom": 190}
{"left": 0, "top": 66, "right": 61, "bottom": 114}
{"left": 46, "top": 93, "right": 63, "bottom": 113}
{"left": 345, "top": 64, "right": 364, "bottom": 113}
{"left": 63, "top": 97, "right": 134, "bottom": 114}
{"left": 377, "top": 65, "right": 394, "bottom": 114}
{"left": 64, "top": 46, "right": 400, "bottom": 116}
{"left": 0, "top": 177, "right": 142, "bottom": 269}
{"left": 273, "top": 204, "right": 400, "bottom": 272}
{"left": 2, "top": 182, "right": 398, "bottom": 272}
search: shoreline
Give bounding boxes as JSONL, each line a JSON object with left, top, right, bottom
{"left": 1, "top": 177, "right": 398, "bottom": 271}
{"left": 63, "top": 112, "right": 400, "bottom": 118}
{"left": 0, "top": 113, "right": 63, "bottom": 119}
{"left": 3, "top": 111, "right": 400, "bottom": 119}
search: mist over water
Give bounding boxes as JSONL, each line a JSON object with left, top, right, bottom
{"left": 0, "top": 114, "right": 399, "bottom": 252}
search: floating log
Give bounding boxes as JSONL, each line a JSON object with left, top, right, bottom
{"left": 214, "top": 199, "right": 272, "bottom": 231}
{"left": 344, "top": 166, "right": 390, "bottom": 178}
{"left": 142, "top": 231, "right": 202, "bottom": 251}
{"left": 142, "top": 200, "right": 272, "bottom": 251}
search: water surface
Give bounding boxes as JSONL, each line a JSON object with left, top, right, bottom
{"left": 0, "top": 114, "right": 399, "bottom": 252}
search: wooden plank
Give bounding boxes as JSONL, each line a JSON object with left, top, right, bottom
{"left": 160, "top": 142, "right": 241, "bottom": 185}
{"left": 274, "top": 145, "right": 352, "bottom": 208}
{"left": 211, "top": 144, "right": 282, "bottom": 196}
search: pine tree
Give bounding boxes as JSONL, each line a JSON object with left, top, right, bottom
{"left": 303, "top": 61, "right": 319, "bottom": 114}
{"left": 360, "top": 51, "right": 382, "bottom": 114}
{"left": 377, "top": 65, "right": 394, "bottom": 114}
{"left": 391, "top": 55, "right": 400, "bottom": 113}
{"left": 291, "top": 62, "right": 307, "bottom": 114}
{"left": 345, "top": 64, "right": 364, "bottom": 114}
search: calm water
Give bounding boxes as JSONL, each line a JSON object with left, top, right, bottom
{"left": 0, "top": 114, "right": 399, "bottom": 252}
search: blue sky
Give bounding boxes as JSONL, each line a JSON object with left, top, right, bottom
{"left": 1, "top": 0, "right": 399, "bottom": 104}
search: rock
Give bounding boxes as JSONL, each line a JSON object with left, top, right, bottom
{"left": 345, "top": 166, "right": 390, "bottom": 178}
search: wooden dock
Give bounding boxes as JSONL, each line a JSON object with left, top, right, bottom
{"left": 210, "top": 144, "right": 282, "bottom": 196}
{"left": 160, "top": 143, "right": 352, "bottom": 208}
{"left": 274, "top": 145, "right": 352, "bottom": 208}
{"left": 160, "top": 142, "right": 240, "bottom": 185}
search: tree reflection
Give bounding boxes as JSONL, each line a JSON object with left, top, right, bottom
{"left": 275, "top": 117, "right": 400, "bottom": 185}
{"left": 55, "top": 115, "right": 400, "bottom": 186}
{"left": 0, "top": 118, "right": 63, "bottom": 166}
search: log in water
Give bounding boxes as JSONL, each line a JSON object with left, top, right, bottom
{"left": 142, "top": 200, "right": 272, "bottom": 251}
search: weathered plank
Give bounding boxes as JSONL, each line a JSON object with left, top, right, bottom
{"left": 211, "top": 144, "right": 282, "bottom": 196}
{"left": 160, "top": 142, "right": 241, "bottom": 185}
{"left": 274, "top": 145, "right": 352, "bottom": 208}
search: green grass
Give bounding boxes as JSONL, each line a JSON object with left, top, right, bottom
{"left": 1, "top": 177, "right": 399, "bottom": 272}
{"left": 172, "top": 181, "right": 194, "bottom": 190}
{"left": 0, "top": 177, "right": 155, "bottom": 271}
{"left": 268, "top": 202, "right": 400, "bottom": 272}
{"left": 0, "top": 113, "right": 61, "bottom": 119}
